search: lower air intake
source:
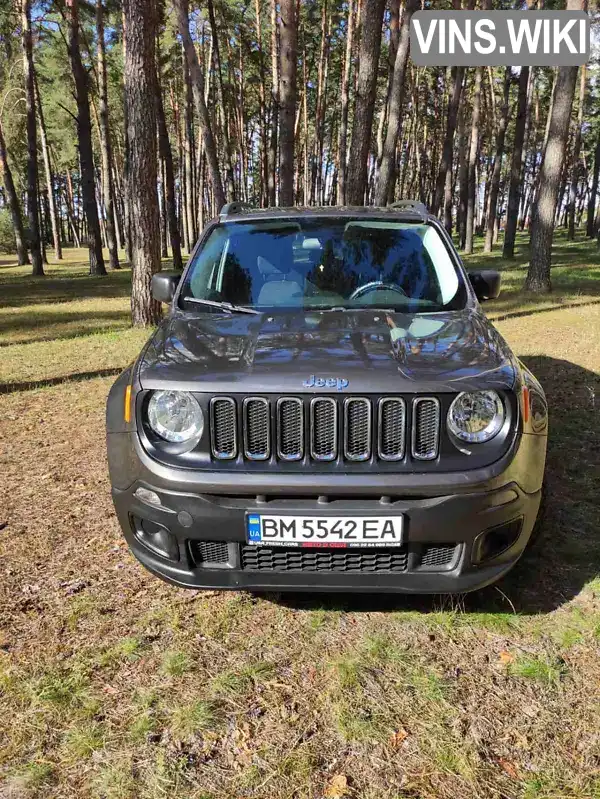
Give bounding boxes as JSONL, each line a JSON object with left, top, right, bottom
{"left": 420, "top": 544, "right": 457, "bottom": 568}
{"left": 192, "top": 541, "right": 230, "bottom": 564}
{"left": 241, "top": 545, "right": 408, "bottom": 573}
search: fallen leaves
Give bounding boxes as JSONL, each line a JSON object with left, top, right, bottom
{"left": 498, "top": 650, "right": 515, "bottom": 665}
{"left": 388, "top": 727, "right": 409, "bottom": 749}
{"left": 497, "top": 757, "right": 520, "bottom": 780}
{"left": 323, "top": 773, "right": 349, "bottom": 798}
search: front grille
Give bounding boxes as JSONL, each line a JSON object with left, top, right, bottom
{"left": 192, "top": 541, "right": 229, "bottom": 564}
{"left": 243, "top": 398, "right": 270, "bottom": 460}
{"left": 420, "top": 544, "right": 457, "bottom": 568}
{"left": 277, "top": 398, "right": 304, "bottom": 461}
{"left": 310, "top": 398, "right": 337, "bottom": 461}
{"left": 378, "top": 398, "right": 406, "bottom": 461}
{"left": 344, "top": 398, "right": 371, "bottom": 461}
{"left": 209, "top": 395, "right": 442, "bottom": 464}
{"left": 412, "top": 398, "right": 440, "bottom": 460}
{"left": 241, "top": 545, "right": 408, "bottom": 573}
{"left": 210, "top": 398, "right": 237, "bottom": 459}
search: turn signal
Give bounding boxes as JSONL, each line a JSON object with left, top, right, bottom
{"left": 124, "top": 384, "right": 133, "bottom": 423}
{"left": 521, "top": 386, "right": 530, "bottom": 425}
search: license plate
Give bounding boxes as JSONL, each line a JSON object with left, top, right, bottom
{"left": 246, "top": 514, "right": 404, "bottom": 548}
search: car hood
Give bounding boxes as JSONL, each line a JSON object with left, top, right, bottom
{"left": 137, "top": 308, "right": 517, "bottom": 394}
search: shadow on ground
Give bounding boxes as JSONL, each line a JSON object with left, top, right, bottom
{"left": 0, "top": 271, "right": 133, "bottom": 308}
{"left": 0, "top": 367, "right": 124, "bottom": 394}
{"left": 0, "top": 309, "right": 131, "bottom": 346}
{"left": 267, "top": 356, "right": 600, "bottom": 616}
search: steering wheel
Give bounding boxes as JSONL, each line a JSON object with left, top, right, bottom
{"left": 349, "top": 281, "right": 407, "bottom": 302}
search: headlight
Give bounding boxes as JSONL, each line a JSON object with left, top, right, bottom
{"left": 447, "top": 390, "right": 504, "bottom": 443}
{"left": 147, "top": 390, "right": 204, "bottom": 443}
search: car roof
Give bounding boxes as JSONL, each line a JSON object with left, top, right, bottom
{"left": 217, "top": 203, "right": 435, "bottom": 225}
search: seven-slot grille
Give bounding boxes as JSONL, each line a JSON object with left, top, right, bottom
{"left": 209, "top": 396, "right": 441, "bottom": 463}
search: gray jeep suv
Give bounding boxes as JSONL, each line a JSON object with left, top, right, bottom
{"left": 106, "top": 202, "right": 548, "bottom": 594}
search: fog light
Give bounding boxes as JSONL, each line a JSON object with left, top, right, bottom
{"left": 134, "top": 518, "right": 180, "bottom": 561}
{"left": 473, "top": 517, "right": 523, "bottom": 564}
{"left": 134, "top": 487, "right": 162, "bottom": 507}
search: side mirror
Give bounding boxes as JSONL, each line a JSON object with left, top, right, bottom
{"left": 468, "top": 269, "right": 501, "bottom": 301}
{"left": 152, "top": 272, "right": 181, "bottom": 304}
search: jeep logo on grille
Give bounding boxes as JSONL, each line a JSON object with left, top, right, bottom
{"left": 303, "top": 374, "right": 349, "bottom": 392}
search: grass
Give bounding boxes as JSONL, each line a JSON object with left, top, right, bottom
{"left": 0, "top": 232, "right": 599, "bottom": 798}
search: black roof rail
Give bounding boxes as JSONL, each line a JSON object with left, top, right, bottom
{"left": 388, "top": 200, "right": 429, "bottom": 219}
{"left": 219, "top": 201, "right": 254, "bottom": 221}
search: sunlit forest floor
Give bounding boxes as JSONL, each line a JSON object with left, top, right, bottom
{"left": 0, "top": 231, "right": 599, "bottom": 799}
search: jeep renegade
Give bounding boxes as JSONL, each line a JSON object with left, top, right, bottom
{"left": 106, "top": 201, "right": 548, "bottom": 593}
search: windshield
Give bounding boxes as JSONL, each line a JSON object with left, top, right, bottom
{"left": 179, "top": 218, "right": 467, "bottom": 313}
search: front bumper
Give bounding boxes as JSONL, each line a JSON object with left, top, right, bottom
{"left": 111, "top": 480, "right": 542, "bottom": 594}
{"left": 107, "top": 412, "right": 546, "bottom": 594}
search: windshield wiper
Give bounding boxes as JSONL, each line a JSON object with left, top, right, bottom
{"left": 182, "top": 297, "right": 261, "bottom": 315}
{"left": 317, "top": 306, "right": 396, "bottom": 313}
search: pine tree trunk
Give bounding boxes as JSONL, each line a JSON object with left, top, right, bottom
{"left": 21, "top": 0, "right": 43, "bottom": 276}
{"left": 503, "top": 66, "right": 530, "bottom": 258}
{"left": 464, "top": 66, "right": 482, "bottom": 254}
{"left": 337, "top": 0, "right": 355, "bottom": 206}
{"left": 267, "top": 0, "right": 280, "bottom": 206}
{"left": 586, "top": 129, "right": 600, "bottom": 238}
{"left": 39, "top": 188, "right": 48, "bottom": 264}
{"left": 458, "top": 108, "right": 468, "bottom": 249}
{"left": 484, "top": 67, "right": 511, "bottom": 254}
{"left": 155, "top": 63, "right": 183, "bottom": 270}
{"left": 254, "top": 0, "right": 269, "bottom": 207}
{"left": 432, "top": 66, "right": 464, "bottom": 218}
{"left": 278, "top": 0, "right": 297, "bottom": 207}
{"left": 35, "top": 79, "right": 62, "bottom": 261}
{"left": 173, "top": 0, "right": 226, "bottom": 212}
{"left": 567, "top": 64, "right": 586, "bottom": 241}
{"left": 182, "top": 52, "right": 196, "bottom": 245}
{"left": 374, "top": 0, "right": 417, "bottom": 207}
{"left": 160, "top": 158, "right": 168, "bottom": 258}
{"left": 0, "top": 121, "right": 29, "bottom": 265}
{"left": 96, "top": 0, "right": 120, "bottom": 269}
{"left": 346, "top": 0, "right": 385, "bottom": 206}
{"left": 302, "top": 43, "right": 310, "bottom": 204}
{"left": 123, "top": 0, "right": 162, "bottom": 326}
{"left": 375, "top": 0, "right": 402, "bottom": 172}
{"left": 444, "top": 166, "right": 453, "bottom": 232}
{"left": 66, "top": 0, "right": 106, "bottom": 275}
{"left": 311, "top": 1, "right": 330, "bottom": 204}
{"left": 207, "top": 0, "right": 236, "bottom": 202}
{"left": 526, "top": 61, "right": 580, "bottom": 292}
